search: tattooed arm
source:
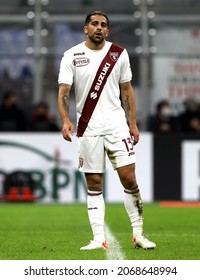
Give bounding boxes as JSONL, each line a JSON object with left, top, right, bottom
{"left": 120, "top": 81, "right": 139, "bottom": 145}
{"left": 58, "top": 83, "right": 74, "bottom": 142}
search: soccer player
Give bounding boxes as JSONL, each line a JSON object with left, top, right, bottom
{"left": 57, "top": 11, "right": 156, "bottom": 250}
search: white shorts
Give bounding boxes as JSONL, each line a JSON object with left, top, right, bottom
{"left": 78, "top": 131, "right": 136, "bottom": 173}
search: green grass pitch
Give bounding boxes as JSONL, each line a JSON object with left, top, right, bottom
{"left": 0, "top": 203, "right": 199, "bottom": 260}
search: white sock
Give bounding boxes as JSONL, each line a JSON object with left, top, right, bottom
{"left": 124, "top": 187, "right": 143, "bottom": 236}
{"left": 87, "top": 190, "right": 105, "bottom": 242}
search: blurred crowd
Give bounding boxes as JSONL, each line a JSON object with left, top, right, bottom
{"left": 147, "top": 98, "right": 200, "bottom": 133}
{"left": 1, "top": 90, "right": 200, "bottom": 134}
{"left": 0, "top": 90, "right": 60, "bottom": 132}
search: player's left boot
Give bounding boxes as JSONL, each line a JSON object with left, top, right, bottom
{"left": 132, "top": 234, "right": 156, "bottom": 249}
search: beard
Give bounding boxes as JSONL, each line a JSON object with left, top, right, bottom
{"left": 87, "top": 33, "right": 105, "bottom": 45}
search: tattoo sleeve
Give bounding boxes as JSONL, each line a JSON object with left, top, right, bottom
{"left": 123, "top": 95, "right": 131, "bottom": 113}
{"left": 62, "top": 91, "right": 70, "bottom": 113}
{"left": 58, "top": 84, "right": 72, "bottom": 123}
{"left": 120, "top": 82, "right": 137, "bottom": 125}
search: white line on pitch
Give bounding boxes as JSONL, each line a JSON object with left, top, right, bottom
{"left": 105, "top": 223, "right": 125, "bottom": 260}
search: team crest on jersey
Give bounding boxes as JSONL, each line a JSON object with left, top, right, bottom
{"left": 73, "top": 57, "right": 89, "bottom": 67}
{"left": 78, "top": 157, "right": 84, "bottom": 168}
{"left": 109, "top": 52, "right": 119, "bottom": 62}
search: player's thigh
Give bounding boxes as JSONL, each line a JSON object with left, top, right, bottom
{"left": 78, "top": 136, "right": 106, "bottom": 173}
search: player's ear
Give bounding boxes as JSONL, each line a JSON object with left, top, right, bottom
{"left": 83, "top": 26, "right": 88, "bottom": 35}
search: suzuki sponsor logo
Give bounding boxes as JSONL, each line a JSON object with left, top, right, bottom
{"left": 90, "top": 62, "right": 111, "bottom": 99}
{"left": 90, "top": 91, "right": 98, "bottom": 99}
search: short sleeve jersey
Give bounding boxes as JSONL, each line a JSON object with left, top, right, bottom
{"left": 58, "top": 41, "right": 132, "bottom": 136}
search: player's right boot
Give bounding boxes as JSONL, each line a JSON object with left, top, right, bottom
{"left": 132, "top": 234, "right": 156, "bottom": 249}
{"left": 80, "top": 240, "right": 108, "bottom": 250}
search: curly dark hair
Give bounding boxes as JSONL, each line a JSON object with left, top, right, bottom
{"left": 85, "top": 11, "right": 110, "bottom": 27}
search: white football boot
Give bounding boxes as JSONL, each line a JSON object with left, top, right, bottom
{"left": 133, "top": 235, "right": 156, "bottom": 249}
{"left": 80, "top": 240, "right": 108, "bottom": 250}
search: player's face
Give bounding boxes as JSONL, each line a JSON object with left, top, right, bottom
{"left": 84, "top": 15, "right": 109, "bottom": 45}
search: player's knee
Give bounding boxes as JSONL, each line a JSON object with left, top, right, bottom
{"left": 87, "top": 183, "right": 102, "bottom": 192}
{"left": 85, "top": 174, "right": 103, "bottom": 191}
{"left": 120, "top": 173, "right": 137, "bottom": 190}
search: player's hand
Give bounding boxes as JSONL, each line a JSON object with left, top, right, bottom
{"left": 129, "top": 123, "right": 139, "bottom": 145}
{"left": 62, "top": 121, "right": 74, "bottom": 142}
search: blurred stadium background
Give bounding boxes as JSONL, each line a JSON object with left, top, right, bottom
{"left": 0, "top": 0, "right": 200, "bottom": 204}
